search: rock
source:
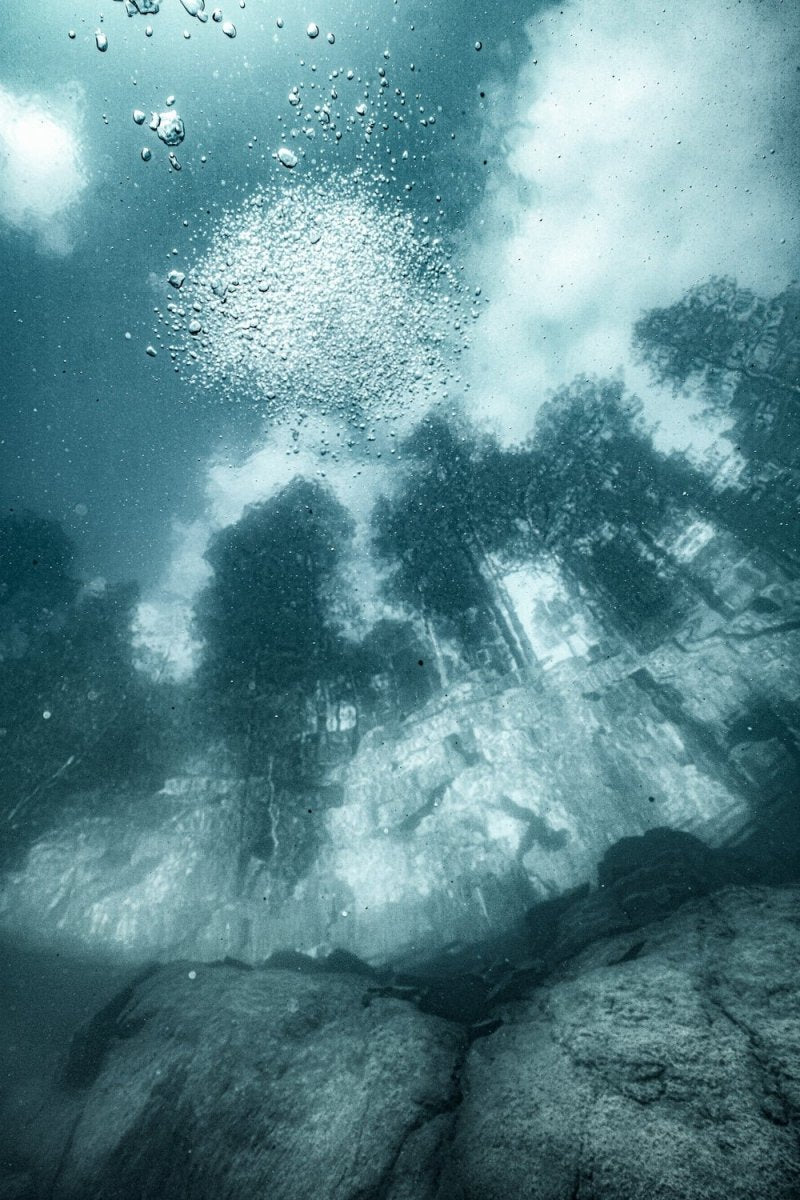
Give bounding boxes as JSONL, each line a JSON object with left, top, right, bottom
{"left": 40, "top": 962, "right": 464, "bottom": 1200}
{"left": 440, "top": 886, "right": 800, "bottom": 1199}
{"left": 16, "top": 887, "right": 800, "bottom": 1200}
{"left": 597, "top": 826, "right": 739, "bottom": 925}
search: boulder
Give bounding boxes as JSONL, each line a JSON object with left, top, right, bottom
{"left": 41, "top": 963, "right": 464, "bottom": 1200}
{"left": 441, "top": 886, "right": 800, "bottom": 1199}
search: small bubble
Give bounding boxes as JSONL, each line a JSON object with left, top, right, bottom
{"left": 276, "top": 17, "right": 284, "bottom": 28}
{"left": 95, "top": 30, "right": 108, "bottom": 52}
{"left": 306, "top": 22, "right": 320, "bottom": 38}
{"left": 141, "top": 146, "right": 152, "bottom": 161}
{"left": 326, "top": 31, "right": 335, "bottom": 44}
{"left": 188, "top": 969, "right": 197, "bottom": 980}
{"left": 145, "top": 24, "right": 154, "bottom": 37}
{"left": 222, "top": 20, "right": 237, "bottom": 37}
{"left": 68, "top": 29, "right": 76, "bottom": 40}
{"left": 145, "top": 344, "right": 158, "bottom": 356}
{"left": 42, "top": 711, "right": 52, "bottom": 720}
{"left": 132, "top": 109, "right": 146, "bottom": 125}
{"left": 188, "top": 319, "right": 202, "bottom": 334}
{"left": 166, "top": 94, "right": 176, "bottom": 107}
{"left": 475, "top": 40, "right": 483, "bottom": 51}
{"left": 212, "top": 8, "right": 223, "bottom": 21}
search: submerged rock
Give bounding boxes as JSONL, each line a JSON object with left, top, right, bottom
{"left": 42, "top": 963, "right": 465, "bottom": 1200}
{"left": 17, "top": 886, "right": 800, "bottom": 1200}
{"left": 441, "top": 885, "right": 800, "bottom": 1200}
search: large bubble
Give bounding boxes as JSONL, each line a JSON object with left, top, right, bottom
{"left": 156, "top": 175, "right": 478, "bottom": 423}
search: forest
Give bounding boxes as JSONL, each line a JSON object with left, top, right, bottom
{"left": 2, "top": 275, "right": 798, "bottom": 891}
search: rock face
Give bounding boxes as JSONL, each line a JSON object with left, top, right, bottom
{"left": 41, "top": 963, "right": 464, "bottom": 1200}
{"left": 19, "top": 884, "right": 800, "bottom": 1200}
{"left": 442, "top": 886, "right": 800, "bottom": 1200}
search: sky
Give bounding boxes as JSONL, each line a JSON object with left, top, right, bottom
{"left": 1, "top": 0, "right": 798, "bottom": 672}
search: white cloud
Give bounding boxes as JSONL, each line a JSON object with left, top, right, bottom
{"left": 0, "top": 83, "right": 89, "bottom": 253}
{"left": 134, "top": 423, "right": 393, "bottom": 678}
{"left": 465, "top": 0, "right": 800, "bottom": 446}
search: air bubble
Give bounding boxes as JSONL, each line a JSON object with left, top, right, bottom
{"left": 475, "top": 41, "right": 483, "bottom": 51}
{"left": 95, "top": 31, "right": 108, "bottom": 52}
{"left": 222, "top": 20, "right": 236, "bottom": 37}
{"left": 145, "top": 345, "right": 158, "bottom": 356}
{"left": 156, "top": 110, "right": 185, "bottom": 146}
{"left": 132, "top": 109, "right": 146, "bottom": 125}
{"left": 306, "top": 23, "right": 320, "bottom": 38}
{"left": 326, "top": 32, "right": 335, "bottom": 44}
{"left": 141, "top": 147, "right": 152, "bottom": 161}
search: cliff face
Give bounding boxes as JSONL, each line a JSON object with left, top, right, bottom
{"left": 1, "top": 557, "right": 796, "bottom": 966}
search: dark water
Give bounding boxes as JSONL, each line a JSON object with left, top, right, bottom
{"left": 1, "top": 2, "right": 799, "bottom": 1197}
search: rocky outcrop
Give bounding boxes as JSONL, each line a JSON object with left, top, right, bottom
{"left": 441, "top": 885, "right": 800, "bottom": 1200}
{"left": 15, "top": 883, "right": 800, "bottom": 1200}
{"left": 37, "top": 962, "right": 465, "bottom": 1200}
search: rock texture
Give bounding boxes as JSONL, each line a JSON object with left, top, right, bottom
{"left": 442, "top": 886, "right": 800, "bottom": 1200}
{"left": 16, "top": 884, "right": 800, "bottom": 1200}
{"left": 41, "top": 963, "right": 464, "bottom": 1200}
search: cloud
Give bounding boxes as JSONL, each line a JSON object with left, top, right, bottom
{"left": 0, "top": 83, "right": 89, "bottom": 253}
{"left": 134, "top": 423, "right": 392, "bottom": 679}
{"left": 465, "top": 0, "right": 800, "bottom": 446}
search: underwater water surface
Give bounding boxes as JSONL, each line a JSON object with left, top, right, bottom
{"left": 1, "top": 1, "right": 799, "bottom": 1197}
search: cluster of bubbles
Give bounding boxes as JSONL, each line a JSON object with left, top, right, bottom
{"left": 151, "top": 174, "right": 482, "bottom": 427}
{"left": 276, "top": 40, "right": 444, "bottom": 161}
{"left": 100, "top": 0, "right": 240, "bottom": 42}
{"left": 133, "top": 99, "right": 186, "bottom": 166}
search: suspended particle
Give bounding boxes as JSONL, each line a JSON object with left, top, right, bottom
{"left": 277, "top": 146, "right": 298, "bottom": 167}
{"left": 222, "top": 20, "right": 236, "bottom": 37}
{"left": 306, "top": 22, "right": 320, "bottom": 38}
{"left": 212, "top": 8, "right": 223, "bottom": 21}
{"left": 145, "top": 344, "right": 158, "bottom": 356}
{"left": 168, "top": 152, "right": 182, "bottom": 170}
{"left": 132, "top": 109, "right": 147, "bottom": 125}
{"left": 168, "top": 269, "right": 186, "bottom": 288}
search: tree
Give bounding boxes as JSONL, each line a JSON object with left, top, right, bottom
{"left": 193, "top": 478, "right": 361, "bottom": 768}
{"left": 0, "top": 514, "right": 156, "bottom": 855}
{"left": 634, "top": 278, "right": 800, "bottom": 565}
{"left": 372, "top": 415, "right": 534, "bottom": 676}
